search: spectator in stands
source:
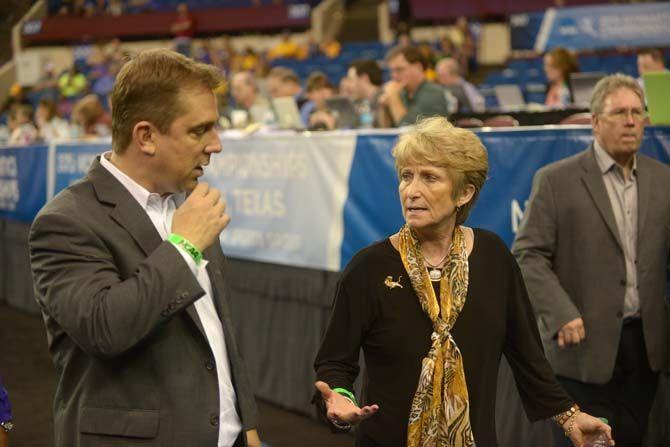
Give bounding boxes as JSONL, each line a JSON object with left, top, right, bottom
{"left": 33, "top": 61, "right": 59, "bottom": 99}
{"left": 435, "top": 57, "right": 485, "bottom": 113}
{"left": 513, "top": 74, "right": 669, "bottom": 447}
{"left": 636, "top": 48, "right": 667, "bottom": 93}
{"left": 318, "top": 38, "right": 342, "bottom": 60}
{"left": 266, "top": 66, "right": 307, "bottom": 108}
{"left": 35, "top": 98, "right": 71, "bottom": 142}
{"left": 417, "top": 41, "right": 438, "bottom": 81}
{"left": 378, "top": 45, "right": 453, "bottom": 127}
{"left": 300, "top": 71, "right": 336, "bottom": 129}
{"left": 314, "top": 115, "right": 613, "bottom": 447}
{"left": 7, "top": 104, "right": 38, "bottom": 146}
{"left": 230, "top": 71, "right": 271, "bottom": 126}
{"left": 543, "top": 47, "right": 579, "bottom": 108}
{"left": 452, "top": 16, "right": 477, "bottom": 77}
{"left": 107, "top": 0, "right": 124, "bottom": 15}
{"left": 234, "top": 47, "right": 262, "bottom": 74}
{"left": 71, "top": 94, "right": 112, "bottom": 138}
{"left": 0, "top": 374, "right": 11, "bottom": 446}
{"left": 92, "top": 59, "right": 122, "bottom": 100}
{"left": 171, "top": 2, "right": 195, "bottom": 57}
{"left": 58, "top": 64, "right": 88, "bottom": 99}
{"left": 437, "top": 34, "right": 458, "bottom": 60}
{"left": 267, "top": 30, "right": 300, "bottom": 61}
{"left": 347, "top": 59, "right": 383, "bottom": 127}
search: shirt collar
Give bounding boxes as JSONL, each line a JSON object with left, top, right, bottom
{"left": 99, "top": 151, "right": 184, "bottom": 210}
{"left": 593, "top": 141, "right": 637, "bottom": 177}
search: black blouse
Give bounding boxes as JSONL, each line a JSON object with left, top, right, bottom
{"left": 314, "top": 228, "right": 572, "bottom": 447}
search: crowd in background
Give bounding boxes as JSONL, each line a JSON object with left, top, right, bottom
{"left": 1, "top": 1, "right": 668, "bottom": 146}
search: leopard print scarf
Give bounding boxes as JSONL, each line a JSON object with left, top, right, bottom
{"left": 398, "top": 224, "right": 475, "bottom": 447}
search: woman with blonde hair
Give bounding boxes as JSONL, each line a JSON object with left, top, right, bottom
{"left": 314, "top": 117, "right": 612, "bottom": 447}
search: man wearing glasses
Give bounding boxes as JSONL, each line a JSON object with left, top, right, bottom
{"left": 513, "top": 73, "right": 670, "bottom": 447}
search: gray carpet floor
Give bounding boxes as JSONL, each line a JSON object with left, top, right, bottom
{"left": 0, "top": 304, "right": 352, "bottom": 447}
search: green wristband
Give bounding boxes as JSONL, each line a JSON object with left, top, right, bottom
{"left": 168, "top": 233, "right": 203, "bottom": 265}
{"left": 332, "top": 387, "right": 357, "bottom": 406}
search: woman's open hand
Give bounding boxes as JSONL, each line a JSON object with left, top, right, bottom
{"left": 314, "top": 381, "right": 379, "bottom": 425}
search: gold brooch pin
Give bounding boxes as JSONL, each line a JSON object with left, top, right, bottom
{"left": 384, "top": 275, "right": 403, "bottom": 289}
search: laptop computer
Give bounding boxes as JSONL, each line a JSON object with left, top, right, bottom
{"left": 643, "top": 71, "right": 670, "bottom": 125}
{"left": 271, "top": 96, "right": 304, "bottom": 130}
{"left": 569, "top": 72, "right": 606, "bottom": 108}
{"left": 494, "top": 84, "right": 525, "bottom": 110}
{"left": 325, "top": 96, "right": 360, "bottom": 129}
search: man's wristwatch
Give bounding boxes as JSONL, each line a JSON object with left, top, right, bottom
{"left": 0, "top": 420, "right": 12, "bottom": 433}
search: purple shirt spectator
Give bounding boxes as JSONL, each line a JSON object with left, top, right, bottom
{"left": 0, "top": 375, "right": 11, "bottom": 425}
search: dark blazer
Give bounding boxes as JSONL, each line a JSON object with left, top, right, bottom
{"left": 29, "top": 157, "right": 257, "bottom": 447}
{"left": 512, "top": 146, "right": 670, "bottom": 384}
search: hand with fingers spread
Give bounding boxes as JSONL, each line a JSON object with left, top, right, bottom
{"left": 171, "top": 182, "right": 230, "bottom": 252}
{"left": 315, "top": 381, "right": 379, "bottom": 427}
{"left": 557, "top": 317, "right": 586, "bottom": 349}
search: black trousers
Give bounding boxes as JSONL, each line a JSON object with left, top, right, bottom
{"left": 552, "top": 319, "right": 659, "bottom": 447}
{"left": 233, "top": 431, "right": 246, "bottom": 447}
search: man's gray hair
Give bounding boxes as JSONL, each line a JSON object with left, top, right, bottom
{"left": 590, "top": 73, "right": 644, "bottom": 115}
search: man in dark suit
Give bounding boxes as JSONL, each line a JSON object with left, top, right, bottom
{"left": 29, "top": 49, "right": 260, "bottom": 447}
{"left": 513, "top": 74, "right": 670, "bottom": 446}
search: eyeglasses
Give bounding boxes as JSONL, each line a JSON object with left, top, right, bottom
{"left": 601, "top": 108, "right": 647, "bottom": 122}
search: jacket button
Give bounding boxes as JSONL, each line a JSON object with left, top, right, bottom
{"left": 180, "top": 292, "right": 189, "bottom": 299}
{"left": 175, "top": 298, "right": 183, "bottom": 305}
{"left": 161, "top": 310, "right": 169, "bottom": 317}
{"left": 205, "top": 360, "right": 215, "bottom": 371}
{"left": 210, "top": 413, "right": 219, "bottom": 426}
{"left": 167, "top": 303, "right": 176, "bottom": 311}
{"left": 619, "top": 279, "right": 626, "bottom": 286}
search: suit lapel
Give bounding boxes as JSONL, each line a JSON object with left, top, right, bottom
{"left": 88, "top": 157, "right": 208, "bottom": 338}
{"left": 636, "top": 156, "right": 651, "bottom": 245}
{"left": 580, "top": 148, "right": 624, "bottom": 252}
{"left": 90, "top": 157, "right": 163, "bottom": 256}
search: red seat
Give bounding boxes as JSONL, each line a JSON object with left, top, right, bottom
{"left": 454, "top": 117, "right": 484, "bottom": 128}
{"left": 559, "top": 112, "right": 592, "bottom": 125}
{"left": 483, "top": 115, "right": 519, "bottom": 127}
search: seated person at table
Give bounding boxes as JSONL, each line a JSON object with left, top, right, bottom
{"left": 314, "top": 116, "right": 613, "bottom": 447}
{"left": 435, "top": 57, "right": 485, "bottom": 113}
{"left": 229, "top": 71, "right": 271, "bottom": 126}
{"left": 300, "top": 71, "right": 336, "bottom": 129}
{"left": 378, "top": 45, "right": 453, "bottom": 127}
{"left": 636, "top": 47, "right": 668, "bottom": 94}
{"left": 266, "top": 66, "right": 307, "bottom": 109}
{"left": 544, "top": 47, "right": 579, "bottom": 108}
{"left": 347, "top": 59, "right": 383, "bottom": 127}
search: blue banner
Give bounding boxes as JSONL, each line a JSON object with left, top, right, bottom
{"left": 52, "top": 142, "right": 106, "bottom": 198}
{"left": 205, "top": 132, "right": 357, "bottom": 271}
{"left": 340, "top": 127, "right": 670, "bottom": 267}
{"left": 535, "top": 3, "right": 670, "bottom": 52}
{"left": 510, "top": 11, "right": 544, "bottom": 51}
{"left": 3, "top": 127, "right": 670, "bottom": 271}
{"left": 0, "top": 145, "right": 49, "bottom": 222}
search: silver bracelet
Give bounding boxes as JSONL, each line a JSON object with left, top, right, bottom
{"left": 0, "top": 421, "right": 13, "bottom": 433}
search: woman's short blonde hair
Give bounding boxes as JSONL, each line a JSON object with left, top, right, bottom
{"left": 392, "top": 116, "right": 489, "bottom": 225}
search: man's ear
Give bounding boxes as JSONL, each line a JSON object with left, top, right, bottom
{"left": 132, "top": 121, "right": 158, "bottom": 156}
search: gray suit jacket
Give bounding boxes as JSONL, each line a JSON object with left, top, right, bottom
{"left": 512, "top": 146, "right": 670, "bottom": 384}
{"left": 29, "top": 158, "right": 257, "bottom": 447}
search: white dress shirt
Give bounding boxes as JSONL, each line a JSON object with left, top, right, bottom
{"left": 100, "top": 153, "right": 242, "bottom": 446}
